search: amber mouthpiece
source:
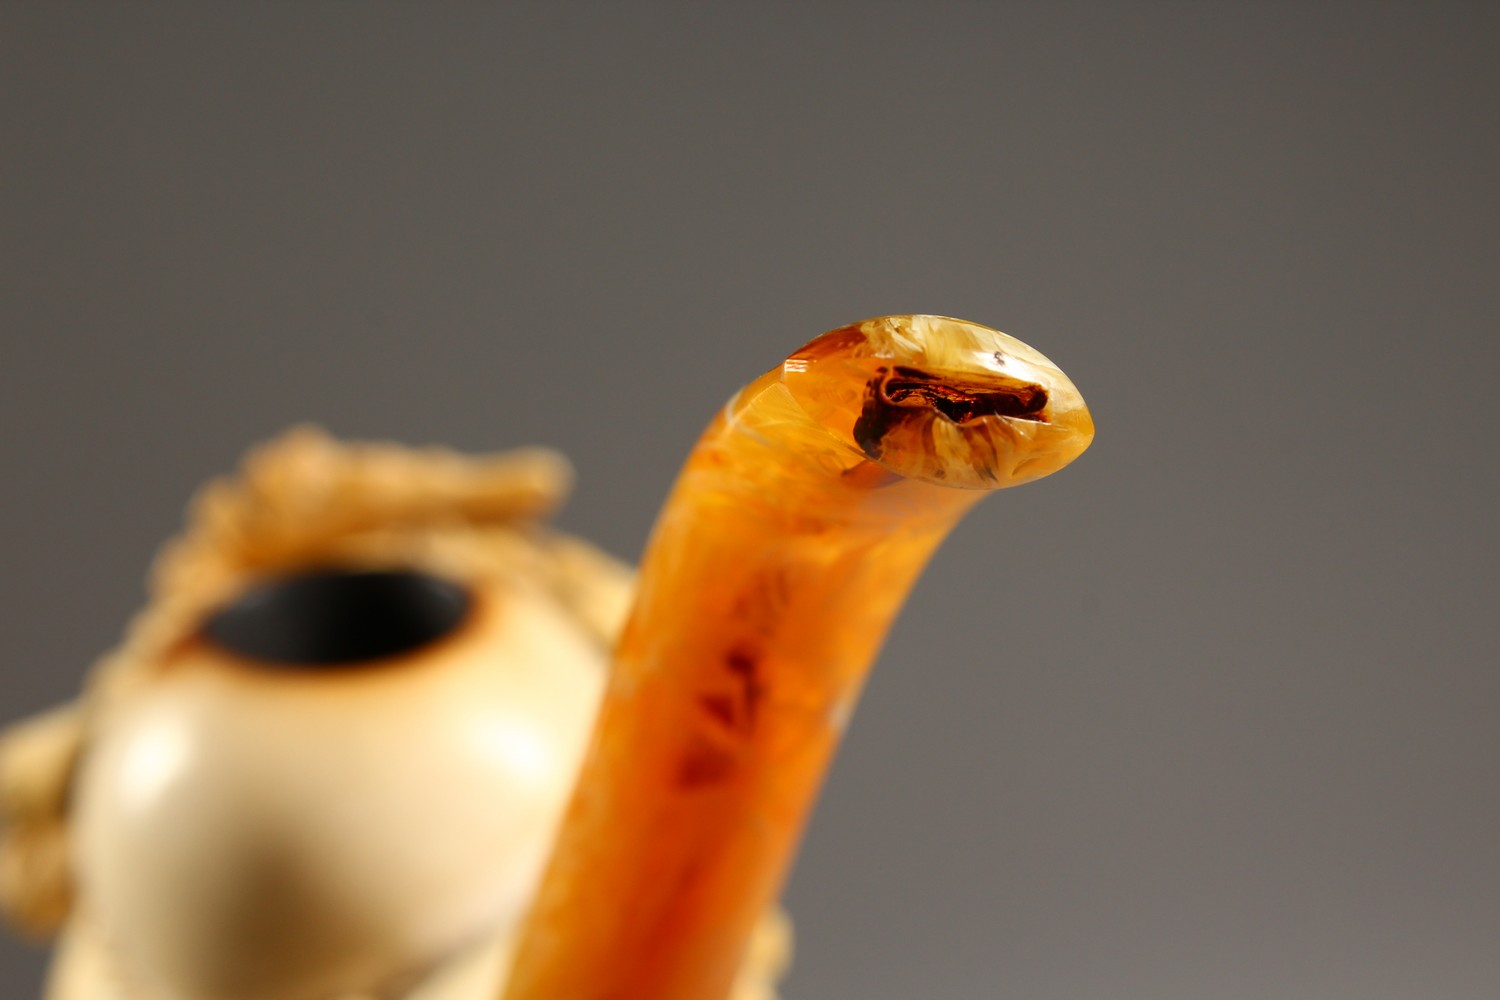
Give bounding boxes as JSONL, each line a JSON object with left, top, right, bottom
{"left": 503, "top": 315, "right": 1094, "bottom": 1000}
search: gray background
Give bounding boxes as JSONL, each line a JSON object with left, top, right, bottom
{"left": 2, "top": 2, "right": 1497, "bottom": 998}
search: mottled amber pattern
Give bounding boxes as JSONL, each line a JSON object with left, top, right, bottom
{"left": 501, "top": 316, "right": 1094, "bottom": 1000}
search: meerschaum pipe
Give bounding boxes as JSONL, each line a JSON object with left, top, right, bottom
{"left": 502, "top": 316, "right": 1095, "bottom": 1000}
{"left": 2, "top": 428, "right": 791, "bottom": 1000}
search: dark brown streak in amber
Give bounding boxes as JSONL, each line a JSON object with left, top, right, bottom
{"left": 725, "top": 645, "right": 766, "bottom": 730}
{"left": 698, "top": 694, "right": 738, "bottom": 730}
{"left": 678, "top": 738, "right": 736, "bottom": 788}
{"left": 685, "top": 643, "right": 765, "bottom": 786}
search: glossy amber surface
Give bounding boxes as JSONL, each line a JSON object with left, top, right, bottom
{"left": 502, "top": 316, "right": 1094, "bottom": 1000}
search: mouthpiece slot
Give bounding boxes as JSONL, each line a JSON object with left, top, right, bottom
{"left": 853, "top": 364, "right": 1050, "bottom": 460}
{"left": 879, "top": 365, "right": 1049, "bottom": 423}
{"left": 201, "top": 567, "right": 472, "bottom": 669}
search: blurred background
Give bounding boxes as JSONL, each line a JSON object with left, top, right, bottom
{"left": 2, "top": 3, "right": 1497, "bottom": 998}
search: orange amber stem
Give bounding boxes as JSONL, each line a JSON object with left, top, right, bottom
{"left": 501, "top": 316, "right": 1094, "bottom": 1000}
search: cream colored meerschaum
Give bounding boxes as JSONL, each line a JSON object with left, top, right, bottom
{"left": 0, "top": 427, "right": 790, "bottom": 1000}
